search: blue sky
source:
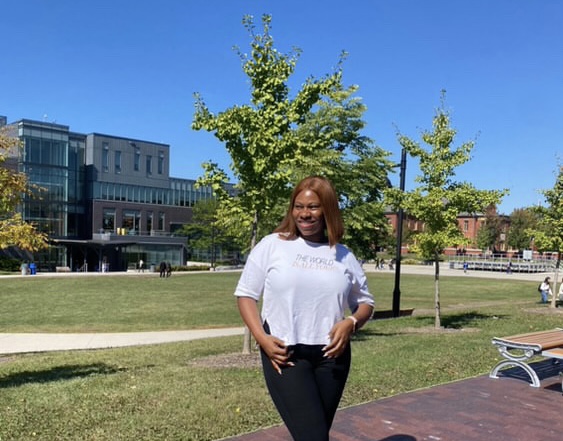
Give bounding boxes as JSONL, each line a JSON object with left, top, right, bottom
{"left": 1, "top": 0, "right": 561, "bottom": 214}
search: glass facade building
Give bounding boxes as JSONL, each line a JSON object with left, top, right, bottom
{"left": 3, "top": 116, "right": 227, "bottom": 272}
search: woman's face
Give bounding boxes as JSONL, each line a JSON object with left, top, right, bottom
{"left": 292, "top": 189, "right": 326, "bottom": 243}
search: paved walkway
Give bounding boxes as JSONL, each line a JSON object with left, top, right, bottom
{"left": 222, "top": 360, "right": 563, "bottom": 441}
{"left": 0, "top": 327, "right": 245, "bottom": 355}
{"left": 364, "top": 261, "right": 549, "bottom": 282}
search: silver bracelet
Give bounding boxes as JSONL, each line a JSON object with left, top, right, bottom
{"left": 346, "top": 315, "right": 358, "bottom": 333}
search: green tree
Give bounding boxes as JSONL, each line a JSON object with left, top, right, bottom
{"left": 175, "top": 199, "right": 239, "bottom": 267}
{"left": 0, "top": 127, "right": 47, "bottom": 251}
{"left": 533, "top": 166, "right": 563, "bottom": 308}
{"left": 507, "top": 207, "right": 539, "bottom": 252}
{"left": 192, "top": 14, "right": 346, "bottom": 352}
{"left": 193, "top": 14, "right": 342, "bottom": 253}
{"left": 476, "top": 207, "right": 503, "bottom": 252}
{"left": 291, "top": 84, "right": 394, "bottom": 260}
{"left": 385, "top": 93, "right": 507, "bottom": 328}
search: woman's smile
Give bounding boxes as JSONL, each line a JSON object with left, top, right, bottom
{"left": 292, "top": 190, "right": 326, "bottom": 242}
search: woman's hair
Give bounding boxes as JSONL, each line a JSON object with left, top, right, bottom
{"left": 274, "top": 176, "right": 344, "bottom": 246}
{"left": 544, "top": 277, "right": 551, "bottom": 283}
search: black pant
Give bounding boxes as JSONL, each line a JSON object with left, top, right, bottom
{"left": 260, "top": 341, "right": 351, "bottom": 441}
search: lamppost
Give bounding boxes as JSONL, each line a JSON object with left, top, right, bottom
{"left": 392, "top": 148, "right": 407, "bottom": 318}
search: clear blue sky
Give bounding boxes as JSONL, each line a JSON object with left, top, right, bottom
{"left": 2, "top": 0, "right": 561, "bottom": 214}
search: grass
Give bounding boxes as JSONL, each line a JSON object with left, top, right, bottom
{"left": 0, "top": 271, "right": 559, "bottom": 440}
{"left": 0, "top": 272, "right": 243, "bottom": 332}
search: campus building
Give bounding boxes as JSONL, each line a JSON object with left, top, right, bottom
{"left": 1, "top": 116, "right": 231, "bottom": 272}
{"left": 385, "top": 207, "right": 511, "bottom": 256}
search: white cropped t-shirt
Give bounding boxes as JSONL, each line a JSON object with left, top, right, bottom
{"left": 234, "top": 234, "right": 374, "bottom": 346}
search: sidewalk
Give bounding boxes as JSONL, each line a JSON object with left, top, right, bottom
{"left": 222, "top": 360, "right": 563, "bottom": 441}
{"left": 4, "top": 262, "right": 550, "bottom": 282}
{"left": 367, "top": 261, "right": 549, "bottom": 282}
{"left": 0, "top": 327, "right": 245, "bottom": 355}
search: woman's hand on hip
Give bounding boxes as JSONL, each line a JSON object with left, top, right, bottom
{"left": 323, "top": 319, "right": 354, "bottom": 358}
{"left": 259, "top": 335, "right": 294, "bottom": 374}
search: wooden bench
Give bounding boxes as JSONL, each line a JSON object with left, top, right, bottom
{"left": 540, "top": 347, "right": 563, "bottom": 393}
{"left": 490, "top": 328, "right": 563, "bottom": 387}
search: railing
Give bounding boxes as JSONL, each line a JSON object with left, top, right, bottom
{"left": 448, "top": 254, "right": 556, "bottom": 273}
{"left": 94, "top": 230, "right": 179, "bottom": 239}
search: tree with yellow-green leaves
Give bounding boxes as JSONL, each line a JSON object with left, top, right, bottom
{"left": 527, "top": 165, "right": 563, "bottom": 308}
{"left": 193, "top": 14, "right": 344, "bottom": 252}
{"left": 193, "top": 14, "right": 392, "bottom": 352}
{"left": 193, "top": 14, "right": 393, "bottom": 257}
{"left": 385, "top": 92, "right": 508, "bottom": 328}
{"left": 0, "top": 127, "right": 47, "bottom": 252}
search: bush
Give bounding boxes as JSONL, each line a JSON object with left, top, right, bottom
{"left": 0, "top": 257, "right": 21, "bottom": 272}
{"left": 401, "top": 258, "right": 421, "bottom": 265}
{"left": 172, "top": 264, "right": 211, "bottom": 272}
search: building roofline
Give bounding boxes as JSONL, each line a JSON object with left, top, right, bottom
{"left": 88, "top": 132, "right": 169, "bottom": 147}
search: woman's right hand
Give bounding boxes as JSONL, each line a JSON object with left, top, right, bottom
{"left": 236, "top": 297, "right": 294, "bottom": 374}
{"left": 259, "top": 335, "right": 294, "bottom": 374}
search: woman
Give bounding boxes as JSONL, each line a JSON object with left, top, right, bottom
{"left": 540, "top": 277, "right": 552, "bottom": 303}
{"left": 235, "top": 176, "right": 374, "bottom": 441}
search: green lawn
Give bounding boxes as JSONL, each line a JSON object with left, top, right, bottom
{"left": 0, "top": 271, "right": 559, "bottom": 441}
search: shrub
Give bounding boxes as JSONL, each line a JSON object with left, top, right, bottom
{"left": 0, "top": 257, "right": 21, "bottom": 272}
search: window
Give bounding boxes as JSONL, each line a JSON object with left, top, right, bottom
{"left": 463, "top": 220, "right": 469, "bottom": 232}
{"left": 134, "top": 149, "right": 140, "bottom": 171}
{"left": 107, "top": 183, "right": 114, "bottom": 200}
{"left": 102, "top": 143, "right": 109, "bottom": 172}
{"left": 158, "top": 151, "right": 164, "bottom": 174}
{"left": 103, "top": 208, "right": 115, "bottom": 232}
{"left": 122, "top": 210, "right": 141, "bottom": 235}
{"left": 158, "top": 212, "right": 165, "bottom": 231}
{"left": 147, "top": 211, "right": 153, "bottom": 233}
{"left": 146, "top": 155, "right": 152, "bottom": 175}
{"left": 115, "top": 150, "right": 122, "bottom": 173}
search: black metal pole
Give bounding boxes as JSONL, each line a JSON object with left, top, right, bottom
{"left": 392, "top": 148, "right": 407, "bottom": 317}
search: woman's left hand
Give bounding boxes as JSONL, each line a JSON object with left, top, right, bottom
{"left": 323, "top": 319, "right": 355, "bottom": 358}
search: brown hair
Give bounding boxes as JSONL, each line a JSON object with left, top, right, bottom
{"left": 274, "top": 176, "right": 344, "bottom": 246}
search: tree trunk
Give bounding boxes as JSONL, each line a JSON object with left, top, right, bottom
{"left": 434, "top": 251, "right": 441, "bottom": 329}
{"left": 242, "top": 327, "right": 252, "bottom": 354}
{"left": 242, "top": 211, "right": 260, "bottom": 354}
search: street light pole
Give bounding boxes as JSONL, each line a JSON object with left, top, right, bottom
{"left": 392, "top": 148, "right": 407, "bottom": 317}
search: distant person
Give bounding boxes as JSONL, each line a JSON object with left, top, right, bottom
{"left": 159, "top": 261, "right": 167, "bottom": 278}
{"left": 138, "top": 259, "right": 144, "bottom": 273}
{"left": 463, "top": 261, "right": 468, "bottom": 273}
{"left": 166, "top": 262, "right": 172, "bottom": 277}
{"left": 558, "top": 278, "right": 563, "bottom": 303}
{"left": 539, "top": 277, "right": 552, "bottom": 304}
{"left": 506, "top": 261, "right": 512, "bottom": 274}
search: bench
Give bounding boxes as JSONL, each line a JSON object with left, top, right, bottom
{"left": 55, "top": 266, "right": 71, "bottom": 273}
{"left": 490, "top": 328, "right": 563, "bottom": 387}
{"left": 540, "top": 347, "right": 563, "bottom": 393}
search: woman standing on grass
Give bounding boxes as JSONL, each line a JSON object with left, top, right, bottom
{"left": 540, "top": 276, "right": 552, "bottom": 303}
{"left": 234, "top": 176, "right": 374, "bottom": 441}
